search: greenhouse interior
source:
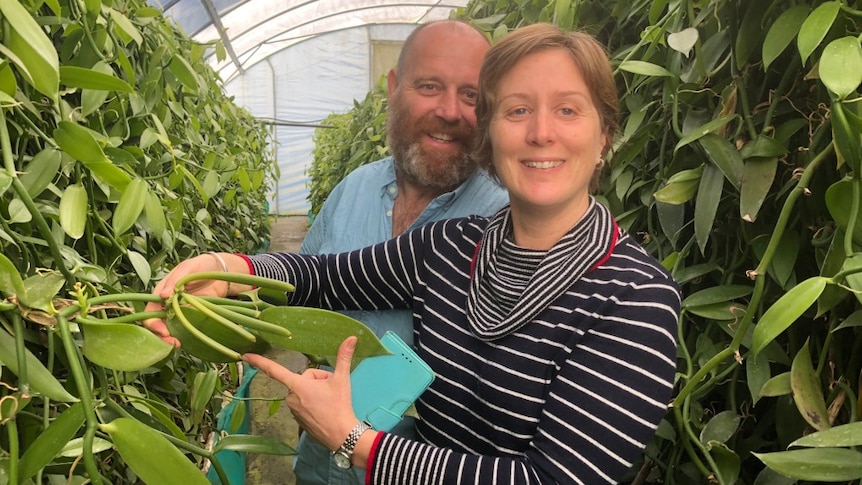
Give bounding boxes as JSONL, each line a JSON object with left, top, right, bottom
{"left": 1, "top": 1, "right": 862, "bottom": 484}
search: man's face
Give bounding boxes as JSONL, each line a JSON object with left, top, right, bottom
{"left": 387, "top": 24, "right": 489, "bottom": 191}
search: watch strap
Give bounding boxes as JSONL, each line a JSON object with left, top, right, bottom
{"left": 336, "top": 420, "right": 373, "bottom": 457}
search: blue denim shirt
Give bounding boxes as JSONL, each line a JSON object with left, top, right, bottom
{"left": 293, "top": 156, "right": 507, "bottom": 485}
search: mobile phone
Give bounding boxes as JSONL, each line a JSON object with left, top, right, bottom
{"left": 350, "top": 331, "right": 435, "bottom": 432}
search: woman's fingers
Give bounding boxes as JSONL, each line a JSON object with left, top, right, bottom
{"left": 243, "top": 353, "right": 300, "bottom": 389}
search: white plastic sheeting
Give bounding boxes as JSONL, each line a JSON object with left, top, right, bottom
{"left": 153, "top": 0, "right": 470, "bottom": 214}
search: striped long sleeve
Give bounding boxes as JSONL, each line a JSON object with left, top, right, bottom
{"left": 248, "top": 214, "right": 680, "bottom": 485}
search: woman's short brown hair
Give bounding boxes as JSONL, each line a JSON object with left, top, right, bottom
{"left": 473, "top": 23, "right": 619, "bottom": 189}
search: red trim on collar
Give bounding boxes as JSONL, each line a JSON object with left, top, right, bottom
{"left": 588, "top": 219, "right": 619, "bottom": 273}
{"left": 470, "top": 240, "right": 481, "bottom": 278}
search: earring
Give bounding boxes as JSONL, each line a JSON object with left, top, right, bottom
{"left": 597, "top": 158, "right": 605, "bottom": 169}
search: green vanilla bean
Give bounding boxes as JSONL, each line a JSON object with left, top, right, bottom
{"left": 181, "top": 293, "right": 258, "bottom": 344}
{"left": 210, "top": 305, "right": 293, "bottom": 339}
{"left": 215, "top": 304, "right": 261, "bottom": 318}
{"left": 174, "top": 271, "right": 295, "bottom": 295}
{"left": 199, "top": 295, "right": 274, "bottom": 310}
{"left": 171, "top": 297, "right": 241, "bottom": 361}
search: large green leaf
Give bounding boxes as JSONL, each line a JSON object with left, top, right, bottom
{"left": 0, "top": 0, "right": 59, "bottom": 100}
{"left": 19, "top": 402, "right": 85, "bottom": 481}
{"left": 0, "top": 327, "right": 78, "bottom": 402}
{"left": 212, "top": 434, "right": 296, "bottom": 455}
{"left": 797, "top": 1, "right": 841, "bottom": 65}
{"left": 654, "top": 166, "right": 702, "bottom": 205}
{"left": 790, "top": 340, "right": 830, "bottom": 431}
{"left": 618, "top": 60, "right": 674, "bottom": 77}
{"left": 53, "top": 122, "right": 131, "bottom": 190}
{"left": 59, "top": 65, "right": 133, "bottom": 92}
{"left": 113, "top": 177, "right": 149, "bottom": 235}
{"left": 831, "top": 101, "right": 861, "bottom": 172}
{"left": 700, "top": 410, "right": 740, "bottom": 445}
{"left": 18, "top": 272, "right": 64, "bottom": 313}
{"left": 100, "top": 418, "right": 211, "bottom": 485}
{"left": 0, "top": 252, "right": 26, "bottom": 297}
{"left": 762, "top": 5, "right": 811, "bottom": 70}
{"left": 256, "top": 307, "right": 389, "bottom": 362}
{"left": 739, "top": 157, "right": 777, "bottom": 223}
{"left": 825, "top": 178, "right": 862, "bottom": 244}
{"left": 683, "top": 285, "right": 753, "bottom": 308}
{"left": 674, "top": 115, "right": 738, "bottom": 152}
{"left": 819, "top": 37, "right": 862, "bottom": 99}
{"left": 19, "top": 148, "right": 62, "bottom": 198}
{"left": 694, "top": 163, "right": 723, "bottom": 254}
{"left": 791, "top": 422, "right": 862, "bottom": 448}
{"left": 751, "top": 277, "right": 828, "bottom": 355}
{"left": 81, "top": 321, "right": 173, "bottom": 371}
{"left": 698, "top": 134, "right": 743, "bottom": 189}
{"left": 59, "top": 184, "right": 88, "bottom": 240}
{"left": 753, "top": 449, "right": 862, "bottom": 481}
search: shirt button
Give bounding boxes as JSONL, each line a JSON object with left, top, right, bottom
{"left": 388, "top": 187, "right": 396, "bottom": 194}
{"left": 386, "top": 210, "right": 392, "bottom": 217}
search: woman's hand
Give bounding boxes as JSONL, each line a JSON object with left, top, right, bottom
{"left": 243, "top": 337, "right": 362, "bottom": 452}
{"left": 143, "top": 252, "right": 248, "bottom": 344}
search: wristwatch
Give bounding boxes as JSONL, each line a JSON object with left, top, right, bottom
{"left": 332, "top": 420, "right": 373, "bottom": 469}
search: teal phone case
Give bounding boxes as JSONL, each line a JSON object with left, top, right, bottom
{"left": 350, "top": 331, "right": 434, "bottom": 431}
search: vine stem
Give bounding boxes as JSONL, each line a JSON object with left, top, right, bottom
{"left": 675, "top": 143, "right": 833, "bottom": 405}
{"left": 0, "top": 109, "right": 76, "bottom": 286}
{"left": 174, "top": 271, "right": 296, "bottom": 295}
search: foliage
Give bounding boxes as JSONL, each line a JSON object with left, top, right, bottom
{"left": 449, "top": 0, "right": 862, "bottom": 483}
{"left": 307, "top": 78, "right": 388, "bottom": 216}
{"left": 308, "top": 0, "right": 862, "bottom": 482}
{"left": 0, "top": 0, "right": 282, "bottom": 482}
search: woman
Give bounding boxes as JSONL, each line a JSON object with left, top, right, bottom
{"left": 149, "top": 23, "right": 680, "bottom": 484}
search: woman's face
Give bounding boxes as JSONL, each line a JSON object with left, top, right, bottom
{"left": 489, "top": 48, "right": 607, "bottom": 217}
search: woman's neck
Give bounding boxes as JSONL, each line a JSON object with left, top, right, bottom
{"left": 508, "top": 199, "right": 591, "bottom": 250}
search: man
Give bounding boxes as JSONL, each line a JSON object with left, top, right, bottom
{"left": 294, "top": 19, "right": 508, "bottom": 485}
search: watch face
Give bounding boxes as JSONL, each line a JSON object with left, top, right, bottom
{"left": 333, "top": 450, "right": 352, "bottom": 469}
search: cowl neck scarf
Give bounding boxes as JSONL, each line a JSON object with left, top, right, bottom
{"left": 466, "top": 199, "right": 618, "bottom": 341}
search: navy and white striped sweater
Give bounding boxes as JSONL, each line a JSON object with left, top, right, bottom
{"left": 249, "top": 205, "right": 680, "bottom": 485}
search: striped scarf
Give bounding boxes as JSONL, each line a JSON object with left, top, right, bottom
{"left": 466, "top": 198, "right": 619, "bottom": 340}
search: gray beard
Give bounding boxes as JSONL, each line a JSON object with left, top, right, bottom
{"left": 392, "top": 142, "right": 476, "bottom": 191}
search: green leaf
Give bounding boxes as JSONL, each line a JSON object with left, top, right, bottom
{"left": 143, "top": 191, "right": 167, "bottom": 236}
{"left": 0, "top": 327, "right": 78, "bottom": 402}
{"left": 113, "top": 177, "right": 149, "bottom": 235}
{"left": 191, "top": 369, "right": 218, "bottom": 424}
{"left": 0, "top": 169, "right": 11, "bottom": 197}
{"left": 8, "top": 198, "right": 31, "bottom": 224}
{"left": 60, "top": 66, "right": 133, "bottom": 92}
{"left": 19, "top": 272, "right": 64, "bottom": 313}
{"left": 59, "top": 184, "right": 88, "bottom": 240}
{"left": 256, "top": 307, "right": 389, "bottom": 361}
{"left": 753, "top": 448, "right": 862, "bottom": 481}
{"left": 81, "top": 321, "right": 173, "bottom": 371}
{"left": 759, "top": 372, "right": 792, "bottom": 398}
{"left": 100, "top": 418, "right": 211, "bottom": 485}
{"left": 834, "top": 310, "right": 862, "bottom": 332}
{"left": 683, "top": 285, "right": 752, "bottom": 308}
{"left": 797, "top": 1, "right": 841, "bottom": 65}
{"left": 747, "top": 350, "right": 771, "bottom": 404}
{"left": 127, "top": 250, "right": 152, "bottom": 287}
{"left": 674, "top": 115, "right": 737, "bottom": 152}
{"left": 0, "top": 0, "right": 59, "bottom": 100}
{"left": 698, "top": 134, "right": 743, "bottom": 189}
{"left": 19, "top": 148, "right": 62, "bottom": 198}
{"left": 751, "top": 277, "right": 828, "bottom": 355}
{"left": 790, "top": 340, "right": 830, "bottom": 431}
{"left": 740, "top": 134, "right": 787, "bottom": 159}
{"left": 108, "top": 7, "right": 143, "bottom": 46}
{"left": 819, "top": 37, "right": 862, "bottom": 99}
{"left": 790, "top": 422, "right": 862, "bottom": 448}
{"left": 0, "top": 251, "right": 26, "bottom": 297}
{"left": 831, "top": 101, "right": 861, "bottom": 172}
{"left": 0, "top": 60, "right": 18, "bottom": 96}
{"left": 212, "top": 434, "right": 297, "bottom": 455}
{"left": 825, "top": 178, "right": 862, "bottom": 244}
{"left": 762, "top": 5, "right": 811, "bottom": 70}
{"left": 54, "top": 121, "right": 131, "bottom": 190}
{"left": 735, "top": 1, "right": 770, "bottom": 66}
{"left": 700, "top": 410, "right": 740, "bottom": 445}
{"left": 169, "top": 55, "right": 202, "bottom": 93}
{"left": 694, "top": 163, "right": 723, "bottom": 254}
{"left": 618, "top": 60, "right": 674, "bottom": 77}
{"left": 19, "top": 402, "right": 85, "bottom": 481}
{"left": 709, "top": 443, "right": 741, "bottom": 485}
{"left": 653, "top": 166, "right": 702, "bottom": 205}
{"left": 739, "top": 157, "right": 777, "bottom": 223}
